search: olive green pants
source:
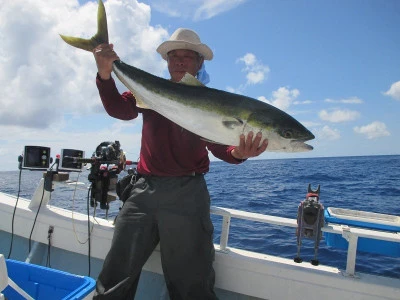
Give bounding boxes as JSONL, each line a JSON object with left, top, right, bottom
{"left": 94, "top": 175, "right": 217, "bottom": 300}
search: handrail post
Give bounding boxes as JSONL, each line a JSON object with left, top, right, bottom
{"left": 220, "top": 215, "right": 231, "bottom": 251}
{"left": 342, "top": 226, "right": 358, "bottom": 276}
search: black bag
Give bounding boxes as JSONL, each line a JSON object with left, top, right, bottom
{"left": 116, "top": 172, "right": 141, "bottom": 202}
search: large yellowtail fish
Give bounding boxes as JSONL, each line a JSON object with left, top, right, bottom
{"left": 60, "top": 0, "right": 314, "bottom": 152}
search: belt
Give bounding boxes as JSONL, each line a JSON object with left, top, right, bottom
{"left": 138, "top": 172, "right": 204, "bottom": 177}
{"left": 186, "top": 172, "right": 204, "bottom": 177}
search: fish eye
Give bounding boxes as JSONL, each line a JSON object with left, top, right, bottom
{"left": 282, "top": 129, "right": 293, "bottom": 139}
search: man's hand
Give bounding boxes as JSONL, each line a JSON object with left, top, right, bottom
{"left": 93, "top": 43, "right": 119, "bottom": 80}
{"left": 231, "top": 132, "right": 268, "bottom": 160}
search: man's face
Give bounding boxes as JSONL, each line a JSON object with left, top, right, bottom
{"left": 167, "top": 49, "right": 204, "bottom": 82}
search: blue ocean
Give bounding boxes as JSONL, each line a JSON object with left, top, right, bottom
{"left": 1, "top": 155, "right": 399, "bottom": 279}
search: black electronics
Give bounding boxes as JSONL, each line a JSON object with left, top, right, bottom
{"left": 60, "top": 149, "right": 85, "bottom": 172}
{"left": 22, "top": 146, "right": 51, "bottom": 170}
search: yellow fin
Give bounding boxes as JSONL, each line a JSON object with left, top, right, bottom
{"left": 134, "top": 95, "right": 150, "bottom": 109}
{"left": 59, "top": 0, "right": 108, "bottom": 52}
{"left": 179, "top": 73, "right": 204, "bottom": 86}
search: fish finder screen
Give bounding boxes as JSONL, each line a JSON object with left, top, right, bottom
{"left": 23, "top": 146, "right": 51, "bottom": 170}
{"left": 60, "top": 149, "right": 85, "bottom": 172}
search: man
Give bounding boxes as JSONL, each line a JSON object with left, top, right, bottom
{"left": 93, "top": 28, "right": 268, "bottom": 299}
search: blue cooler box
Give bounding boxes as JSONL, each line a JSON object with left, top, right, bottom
{"left": 2, "top": 259, "right": 96, "bottom": 300}
{"left": 324, "top": 207, "right": 400, "bottom": 257}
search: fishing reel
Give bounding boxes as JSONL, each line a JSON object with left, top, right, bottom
{"left": 87, "top": 141, "right": 124, "bottom": 210}
{"left": 94, "top": 141, "right": 123, "bottom": 163}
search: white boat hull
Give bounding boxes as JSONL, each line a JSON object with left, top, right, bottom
{"left": 1, "top": 185, "right": 399, "bottom": 300}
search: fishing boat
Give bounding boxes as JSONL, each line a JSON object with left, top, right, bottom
{"left": 0, "top": 146, "right": 399, "bottom": 299}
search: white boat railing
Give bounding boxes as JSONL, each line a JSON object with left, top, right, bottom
{"left": 26, "top": 178, "right": 400, "bottom": 277}
{"left": 210, "top": 206, "right": 400, "bottom": 276}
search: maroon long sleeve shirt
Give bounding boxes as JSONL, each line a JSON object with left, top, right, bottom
{"left": 96, "top": 75, "right": 243, "bottom": 176}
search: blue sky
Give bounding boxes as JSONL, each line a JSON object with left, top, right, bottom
{"left": 0, "top": 0, "right": 399, "bottom": 171}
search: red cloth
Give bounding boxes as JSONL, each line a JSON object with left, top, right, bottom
{"left": 96, "top": 75, "right": 242, "bottom": 176}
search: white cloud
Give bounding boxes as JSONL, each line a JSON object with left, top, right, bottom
{"left": 293, "top": 100, "right": 313, "bottom": 105}
{"left": 258, "top": 87, "right": 300, "bottom": 111}
{"left": 237, "top": 53, "right": 270, "bottom": 85}
{"left": 354, "top": 121, "right": 390, "bottom": 139}
{"left": 325, "top": 97, "right": 363, "bottom": 104}
{"left": 247, "top": 71, "right": 265, "bottom": 85}
{"left": 226, "top": 86, "right": 236, "bottom": 93}
{"left": 194, "top": 0, "right": 247, "bottom": 21}
{"left": 301, "top": 121, "right": 321, "bottom": 128}
{"left": 0, "top": 0, "right": 168, "bottom": 129}
{"left": 258, "top": 96, "right": 268, "bottom": 102}
{"left": 383, "top": 81, "right": 400, "bottom": 101}
{"left": 319, "top": 109, "right": 360, "bottom": 123}
{"left": 147, "top": 0, "right": 247, "bottom": 21}
{"left": 317, "top": 125, "right": 341, "bottom": 140}
{"left": 0, "top": 0, "right": 169, "bottom": 170}
{"left": 239, "top": 53, "right": 256, "bottom": 66}
{"left": 226, "top": 53, "right": 270, "bottom": 94}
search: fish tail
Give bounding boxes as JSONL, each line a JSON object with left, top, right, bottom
{"left": 59, "top": 0, "right": 108, "bottom": 51}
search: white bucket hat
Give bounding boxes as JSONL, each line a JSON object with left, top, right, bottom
{"left": 157, "top": 28, "right": 213, "bottom": 61}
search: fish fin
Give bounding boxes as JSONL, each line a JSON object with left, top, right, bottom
{"left": 179, "top": 73, "right": 204, "bottom": 86}
{"left": 134, "top": 95, "right": 150, "bottom": 109}
{"left": 222, "top": 117, "right": 244, "bottom": 129}
{"left": 59, "top": 0, "right": 108, "bottom": 51}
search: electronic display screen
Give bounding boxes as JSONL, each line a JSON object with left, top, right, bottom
{"left": 22, "top": 146, "right": 51, "bottom": 170}
{"left": 60, "top": 149, "right": 85, "bottom": 172}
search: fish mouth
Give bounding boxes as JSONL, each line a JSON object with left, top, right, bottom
{"left": 303, "top": 143, "right": 314, "bottom": 151}
{"left": 290, "top": 140, "right": 314, "bottom": 152}
{"left": 294, "top": 131, "right": 315, "bottom": 151}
